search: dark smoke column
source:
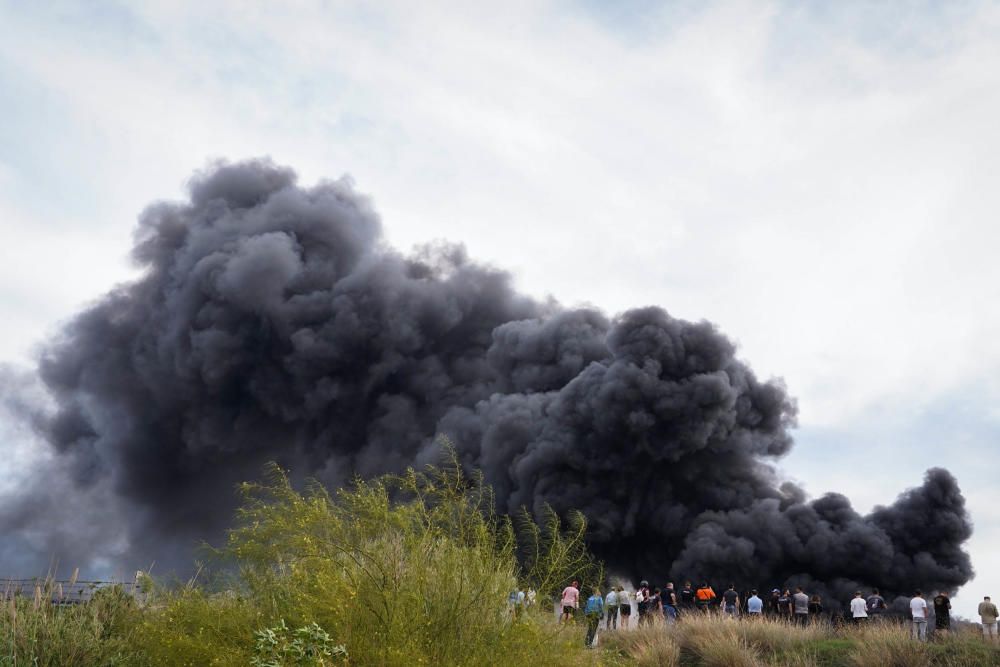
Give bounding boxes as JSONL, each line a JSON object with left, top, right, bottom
{"left": 2, "top": 159, "right": 973, "bottom": 605}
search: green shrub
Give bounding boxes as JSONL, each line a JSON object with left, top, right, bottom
{"left": 251, "top": 619, "right": 347, "bottom": 666}
{"left": 135, "top": 455, "right": 592, "bottom": 666}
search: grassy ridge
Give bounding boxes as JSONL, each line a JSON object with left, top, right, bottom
{"left": 601, "top": 615, "right": 1000, "bottom": 666}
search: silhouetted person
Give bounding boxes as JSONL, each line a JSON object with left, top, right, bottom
{"left": 932, "top": 591, "right": 951, "bottom": 635}
{"left": 808, "top": 594, "right": 823, "bottom": 622}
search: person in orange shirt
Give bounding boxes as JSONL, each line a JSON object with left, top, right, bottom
{"left": 695, "top": 582, "right": 717, "bottom": 614}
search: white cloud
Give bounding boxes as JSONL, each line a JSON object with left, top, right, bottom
{"left": 1, "top": 0, "right": 998, "bottom": 616}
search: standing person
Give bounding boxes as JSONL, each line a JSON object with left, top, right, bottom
{"left": 663, "top": 583, "right": 678, "bottom": 623}
{"left": 618, "top": 587, "right": 632, "bottom": 630}
{"left": 866, "top": 588, "right": 886, "bottom": 621}
{"left": 649, "top": 587, "right": 663, "bottom": 621}
{"left": 792, "top": 587, "right": 809, "bottom": 625}
{"left": 583, "top": 588, "right": 605, "bottom": 647}
{"left": 910, "top": 590, "right": 928, "bottom": 641}
{"left": 635, "top": 581, "right": 650, "bottom": 626}
{"left": 695, "top": 582, "right": 717, "bottom": 614}
{"left": 605, "top": 587, "right": 619, "bottom": 630}
{"left": 722, "top": 584, "right": 739, "bottom": 618}
{"left": 979, "top": 596, "right": 998, "bottom": 643}
{"left": 526, "top": 587, "right": 536, "bottom": 608}
{"left": 560, "top": 580, "right": 580, "bottom": 624}
{"left": 808, "top": 594, "right": 823, "bottom": 622}
{"left": 850, "top": 591, "right": 868, "bottom": 624}
{"left": 766, "top": 589, "right": 781, "bottom": 617}
{"left": 933, "top": 591, "right": 951, "bottom": 635}
{"left": 747, "top": 590, "right": 763, "bottom": 617}
{"left": 680, "top": 581, "right": 696, "bottom": 615}
{"left": 777, "top": 589, "right": 793, "bottom": 619}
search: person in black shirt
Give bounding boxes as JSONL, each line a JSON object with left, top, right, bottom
{"left": 662, "top": 583, "right": 678, "bottom": 622}
{"left": 766, "top": 589, "right": 781, "bottom": 617}
{"left": 808, "top": 594, "right": 823, "bottom": 621}
{"left": 679, "top": 582, "right": 695, "bottom": 617}
{"left": 777, "top": 589, "right": 793, "bottom": 618}
{"left": 722, "top": 584, "right": 739, "bottom": 617}
{"left": 933, "top": 591, "right": 951, "bottom": 634}
{"left": 649, "top": 587, "right": 663, "bottom": 620}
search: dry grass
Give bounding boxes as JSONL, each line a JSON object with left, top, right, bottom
{"left": 601, "top": 623, "right": 681, "bottom": 666}
{"left": 846, "top": 622, "right": 931, "bottom": 666}
{"left": 601, "top": 614, "right": 1000, "bottom": 666}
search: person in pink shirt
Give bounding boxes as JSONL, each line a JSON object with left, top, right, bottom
{"left": 561, "top": 580, "right": 581, "bottom": 623}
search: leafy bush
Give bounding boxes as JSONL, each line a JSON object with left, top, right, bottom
{"left": 136, "top": 454, "right": 592, "bottom": 666}
{"left": 251, "top": 619, "right": 347, "bottom": 666}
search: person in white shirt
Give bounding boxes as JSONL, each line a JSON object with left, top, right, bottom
{"left": 604, "top": 588, "right": 619, "bottom": 630}
{"left": 747, "top": 590, "right": 764, "bottom": 617}
{"left": 910, "top": 590, "right": 928, "bottom": 641}
{"left": 849, "top": 591, "right": 868, "bottom": 623}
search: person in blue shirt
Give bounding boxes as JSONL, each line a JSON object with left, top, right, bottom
{"left": 584, "top": 588, "right": 605, "bottom": 647}
{"left": 747, "top": 589, "right": 764, "bottom": 617}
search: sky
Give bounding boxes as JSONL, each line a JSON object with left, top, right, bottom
{"left": 1, "top": 0, "right": 999, "bottom": 619}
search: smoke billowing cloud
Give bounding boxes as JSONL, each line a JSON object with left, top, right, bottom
{"left": 1, "top": 160, "right": 972, "bottom": 606}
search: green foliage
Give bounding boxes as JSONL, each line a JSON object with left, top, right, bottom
{"left": 135, "top": 450, "right": 592, "bottom": 666}
{"left": 0, "top": 447, "right": 606, "bottom": 666}
{"left": 251, "top": 619, "right": 347, "bottom": 666}
{"left": 135, "top": 589, "right": 264, "bottom": 665}
{"left": 514, "top": 504, "right": 604, "bottom": 598}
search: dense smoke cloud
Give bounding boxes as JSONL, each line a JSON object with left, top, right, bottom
{"left": 1, "top": 160, "right": 972, "bottom": 606}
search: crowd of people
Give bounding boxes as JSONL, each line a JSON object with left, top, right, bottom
{"left": 544, "top": 579, "right": 1000, "bottom": 648}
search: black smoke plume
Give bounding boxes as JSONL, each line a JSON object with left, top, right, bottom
{"left": 0, "top": 159, "right": 972, "bottom": 607}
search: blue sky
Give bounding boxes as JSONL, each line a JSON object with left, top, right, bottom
{"left": 1, "top": 0, "right": 999, "bottom": 618}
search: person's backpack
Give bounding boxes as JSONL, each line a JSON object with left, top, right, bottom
{"left": 585, "top": 595, "right": 602, "bottom": 615}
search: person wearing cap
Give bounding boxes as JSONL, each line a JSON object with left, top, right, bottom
{"left": 980, "top": 596, "right": 999, "bottom": 642}
{"left": 766, "top": 589, "right": 781, "bottom": 617}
